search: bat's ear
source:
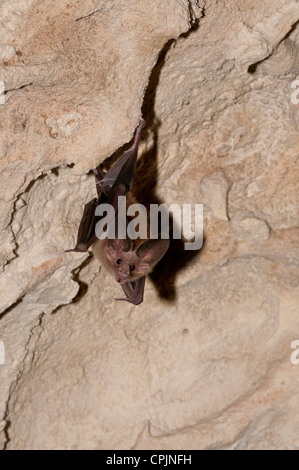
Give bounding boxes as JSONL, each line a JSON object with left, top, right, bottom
{"left": 136, "top": 239, "right": 169, "bottom": 268}
{"left": 106, "top": 237, "right": 133, "bottom": 253}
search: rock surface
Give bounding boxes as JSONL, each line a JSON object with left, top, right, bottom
{"left": 0, "top": 0, "right": 299, "bottom": 450}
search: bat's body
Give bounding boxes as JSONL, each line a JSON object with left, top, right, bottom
{"left": 67, "top": 119, "right": 169, "bottom": 305}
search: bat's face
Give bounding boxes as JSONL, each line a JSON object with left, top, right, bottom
{"left": 104, "top": 237, "right": 170, "bottom": 285}
{"left": 105, "top": 244, "right": 154, "bottom": 284}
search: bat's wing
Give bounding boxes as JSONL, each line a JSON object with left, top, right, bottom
{"left": 65, "top": 198, "right": 98, "bottom": 252}
{"left": 93, "top": 167, "right": 107, "bottom": 197}
{"left": 100, "top": 118, "right": 145, "bottom": 194}
{"left": 116, "top": 276, "right": 146, "bottom": 306}
{"left": 66, "top": 119, "right": 145, "bottom": 255}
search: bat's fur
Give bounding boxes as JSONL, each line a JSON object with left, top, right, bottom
{"left": 68, "top": 119, "right": 169, "bottom": 304}
{"left": 93, "top": 192, "right": 169, "bottom": 285}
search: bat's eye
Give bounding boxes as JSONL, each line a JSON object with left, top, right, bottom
{"left": 130, "top": 265, "right": 135, "bottom": 272}
{"left": 116, "top": 258, "right": 122, "bottom": 265}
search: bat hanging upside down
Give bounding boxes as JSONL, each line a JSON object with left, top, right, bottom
{"left": 67, "top": 119, "right": 169, "bottom": 305}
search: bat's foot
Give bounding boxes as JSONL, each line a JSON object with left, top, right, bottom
{"left": 139, "top": 118, "right": 146, "bottom": 130}
{"left": 93, "top": 167, "right": 106, "bottom": 179}
{"left": 115, "top": 296, "right": 143, "bottom": 306}
{"left": 65, "top": 243, "right": 89, "bottom": 253}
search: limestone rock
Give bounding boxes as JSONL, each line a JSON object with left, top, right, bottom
{"left": 200, "top": 171, "right": 230, "bottom": 221}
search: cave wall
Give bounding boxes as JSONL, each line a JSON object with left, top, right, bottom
{"left": 0, "top": 0, "right": 299, "bottom": 450}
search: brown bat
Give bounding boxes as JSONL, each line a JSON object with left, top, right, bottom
{"left": 67, "top": 119, "right": 169, "bottom": 305}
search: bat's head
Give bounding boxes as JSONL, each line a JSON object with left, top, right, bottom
{"left": 105, "top": 237, "right": 170, "bottom": 284}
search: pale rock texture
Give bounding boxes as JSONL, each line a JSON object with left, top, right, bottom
{"left": 0, "top": 0, "right": 299, "bottom": 450}
{"left": 200, "top": 171, "right": 230, "bottom": 221}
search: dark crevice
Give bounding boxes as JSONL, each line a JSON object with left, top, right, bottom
{"left": 0, "top": 296, "right": 24, "bottom": 322}
{"left": 75, "top": 8, "right": 102, "bottom": 22}
{"left": 1, "top": 164, "right": 76, "bottom": 318}
{"left": 3, "top": 172, "right": 47, "bottom": 272}
{"left": 248, "top": 18, "right": 299, "bottom": 74}
{"left": 2, "top": 420, "right": 11, "bottom": 450}
{"left": 3, "top": 164, "right": 75, "bottom": 272}
{"left": 51, "top": 254, "right": 93, "bottom": 315}
{"left": 284, "top": 18, "right": 299, "bottom": 40}
{"left": 180, "top": 0, "right": 204, "bottom": 38}
{"left": 135, "top": 34, "right": 203, "bottom": 302}
{"left": 5, "top": 82, "right": 33, "bottom": 93}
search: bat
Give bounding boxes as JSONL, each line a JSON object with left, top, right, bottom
{"left": 67, "top": 119, "right": 169, "bottom": 305}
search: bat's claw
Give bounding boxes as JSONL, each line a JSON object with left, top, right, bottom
{"left": 115, "top": 296, "right": 143, "bottom": 306}
{"left": 65, "top": 243, "right": 90, "bottom": 253}
{"left": 139, "top": 118, "right": 146, "bottom": 130}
